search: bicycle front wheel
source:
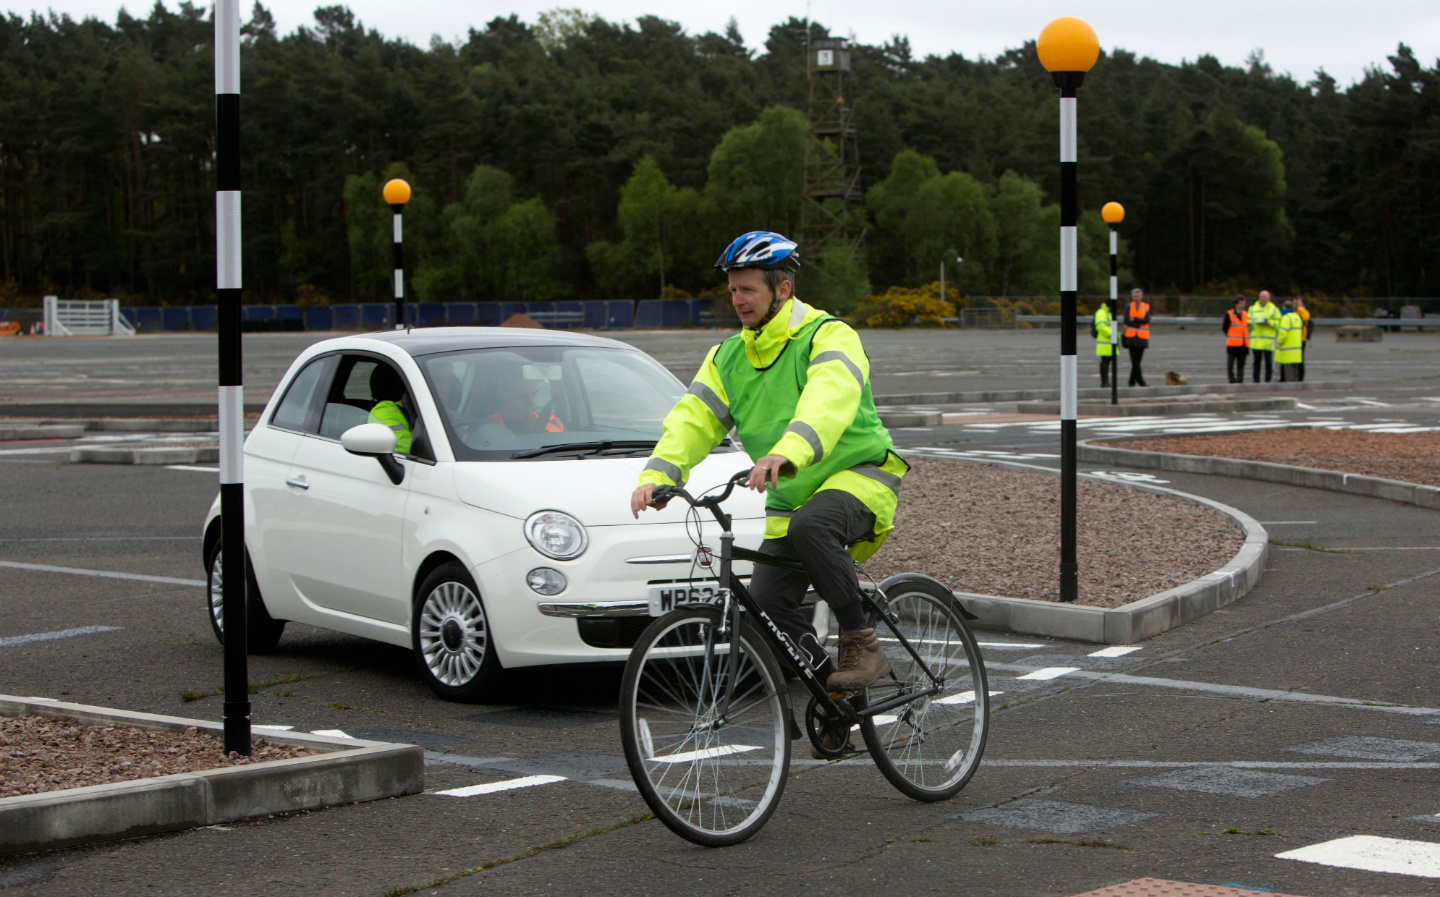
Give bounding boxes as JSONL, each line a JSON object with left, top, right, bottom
{"left": 859, "top": 576, "right": 989, "bottom": 801}
{"left": 619, "top": 607, "right": 791, "bottom": 846}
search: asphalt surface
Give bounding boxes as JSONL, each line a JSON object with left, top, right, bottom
{"left": 2, "top": 326, "right": 1440, "bottom": 896}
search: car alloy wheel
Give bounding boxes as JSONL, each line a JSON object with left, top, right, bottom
{"left": 411, "top": 562, "right": 500, "bottom": 700}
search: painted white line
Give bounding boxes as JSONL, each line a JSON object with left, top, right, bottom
{"left": 310, "top": 729, "right": 350, "bottom": 739}
{"left": 0, "top": 560, "right": 205, "bottom": 588}
{"left": 935, "top": 690, "right": 1004, "bottom": 705}
{"left": 26, "top": 696, "right": 58, "bottom": 702}
{"left": 255, "top": 725, "right": 295, "bottom": 731}
{"left": 434, "top": 774, "right": 567, "bottom": 797}
{"left": 977, "top": 642, "right": 1047, "bottom": 649}
{"left": 0, "top": 626, "right": 124, "bottom": 648}
{"left": 166, "top": 465, "right": 220, "bottom": 473}
{"left": 1277, "top": 835, "right": 1440, "bottom": 878}
{"left": 1089, "top": 646, "right": 1141, "bottom": 658}
{"left": 654, "top": 744, "right": 760, "bottom": 763}
{"left": 1257, "top": 521, "right": 1318, "bottom": 525}
{"left": 1017, "top": 667, "right": 1080, "bottom": 680}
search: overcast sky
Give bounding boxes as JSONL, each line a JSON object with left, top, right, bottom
{"left": 8, "top": 1, "right": 1439, "bottom": 86}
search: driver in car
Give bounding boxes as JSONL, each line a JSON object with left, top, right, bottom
{"left": 491, "top": 367, "right": 565, "bottom": 434}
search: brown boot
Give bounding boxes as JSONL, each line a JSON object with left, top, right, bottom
{"left": 825, "top": 628, "right": 891, "bottom": 691}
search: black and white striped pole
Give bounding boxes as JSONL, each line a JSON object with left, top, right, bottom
{"left": 1102, "top": 201, "right": 1125, "bottom": 407}
{"left": 1038, "top": 17, "right": 1099, "bottom": 605}
{"left": 384, "top": 179, "right": 411, "bottom": 329}
{"left": 214, "top": 0, "right": 250, "bottom": 755}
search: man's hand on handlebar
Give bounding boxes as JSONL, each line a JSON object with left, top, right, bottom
{"left": 630, "top": 483, "right": 669, "bottom": 518}
{"left": 747, "top": 455, "right": 793, "bottom": 493}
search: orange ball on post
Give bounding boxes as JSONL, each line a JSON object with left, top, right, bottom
{"left": 1102, "top": 201, "right": 1125, "bottom": 224}
{"left": 382, "top": 178, "right": 412, "bottom": 206}
{"left": 1037, "top": 17, "right": 1100, "bottom": 74}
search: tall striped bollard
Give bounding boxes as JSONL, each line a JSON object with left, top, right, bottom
{"left": 384, "top": 179, "right": 411, "bottom": 329}
{"left": 1038, "top": 17, "right": 1100, "bottom": 604}
{"left": 1102, "top": 202, "right": 1125, "bottom": 406}
{"left": 214, "top": 0, "right": 250, "bottom": 755}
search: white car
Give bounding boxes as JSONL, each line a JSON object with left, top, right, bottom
{"left": 203, "top": 327, "right": 766, "bottom": 700}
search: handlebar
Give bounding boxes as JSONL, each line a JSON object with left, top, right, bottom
{"left": 651, "top": 469, "right": 750, "bottom": 511}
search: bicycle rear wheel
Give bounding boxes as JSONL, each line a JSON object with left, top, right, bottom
{"left": 858, "top": 575, "right": 989, "bottom": 801}
{"left": 619, "top": 606, "right": 791, "bottom": 846}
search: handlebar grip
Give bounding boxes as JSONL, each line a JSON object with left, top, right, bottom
{"left": 651, "top": 485, "right": 679, "bottom": 505}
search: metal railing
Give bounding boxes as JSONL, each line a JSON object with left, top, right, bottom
{"left": 42, "top": 295, "right": 136, "bottom": 337}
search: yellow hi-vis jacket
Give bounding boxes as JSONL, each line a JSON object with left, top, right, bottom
{"left": 1248, "top": 300, "right": 1279, "bottom": 351}
{"left": 1275, "top": 310, "right": 1305, "bottom": 364}
{"left": 638, "top": 298, "right": 907, "bottom": 562}
{"left": 1093, "top": 304, "right": 1115, "bottom": 357}
{"left": 367, "top": 400, "right": 411, "bottom": 453}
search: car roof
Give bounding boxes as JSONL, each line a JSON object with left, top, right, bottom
{"left": 354, "top": 327, "right": 639, "bottom": 357}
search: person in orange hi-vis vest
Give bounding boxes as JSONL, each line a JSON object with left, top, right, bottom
{"left": 1122, "top": 288, "right": 1152, "bottom": 387}
{"left": 1223, "top": 295, "right": 1250, "bottom": 383}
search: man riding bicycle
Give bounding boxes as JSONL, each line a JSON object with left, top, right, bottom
{"left": 630, "top": 231, "right": 909, "bottom": 694}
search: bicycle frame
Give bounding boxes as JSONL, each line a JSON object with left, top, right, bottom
{"left": 659, "top": 476, "right": 948, "bottom": 732}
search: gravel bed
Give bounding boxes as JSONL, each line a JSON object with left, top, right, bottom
{"left": 0, "top": 716, "right": 314, "bottom": 798}
{"left": 867, "top": 458, "right": 1241, "bottom": 608}
{"left": 1111, "top": 429, "right": 1440, "bottom": 488}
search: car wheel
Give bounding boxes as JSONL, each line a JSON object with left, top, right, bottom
{"left": 411, "top": 562, "right": 501, "bottom": 701}
{"left": 206, "top": 539, "right": 286, "bottom": 654}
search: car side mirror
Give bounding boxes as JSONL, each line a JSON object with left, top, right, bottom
{"left": 341, "top": 423, "right": 405, "bottom": 485}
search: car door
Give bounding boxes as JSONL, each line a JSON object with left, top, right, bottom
{"left": 245, "top": 353, "right": 335, "bottom": 619}
{"left": 278, "top": 353, "right": 415, "bottom": 626}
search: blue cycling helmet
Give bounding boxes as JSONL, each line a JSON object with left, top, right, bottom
{"left": 713, "top": 231, "right": 801, "bottom": 272}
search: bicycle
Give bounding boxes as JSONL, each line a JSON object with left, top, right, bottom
{"left": 618, "top": 470, "right": 990, "bottom": 846}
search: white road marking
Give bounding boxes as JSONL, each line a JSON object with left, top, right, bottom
{"left": 1258, "top": 521, "right": 1318, "bottom": 525}
{"left": 434, "top": 774, "right": 567, "bottom": 797}
{"left": 935, "top": 690, "right": 1004, "bottom": 705}
{"left": 255, "top": 725, "right": 295, "bottom": 731}
{"left": 1017, "top": 667, "right": 1080, "bottom": 680}
{"left": 166, "top": 465, "right": 220, "bottom": 473}
{"left": 0, "top": 560, "right": 204, "bottom": 588}
{"left": 310, "top": 729, "right": 351, "bottom": 739}
{"left": 1277, "top": 835, "right": 1440, "bottom": 878}
{"left": 977, "top": 642, "right": 1047, "bottom": 649}
{"left": 0, "top": 626, "right": 124, "bottom": 648}
{"left": 654, "top": 744, "right": 760, "bottom": 763}
{"left": 1089, "top": 646, "right": 1142, "bottom": 657}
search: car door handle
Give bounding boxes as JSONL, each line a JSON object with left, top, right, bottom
{"left": 285, "top": 476, "right": 310, "bottom": 490}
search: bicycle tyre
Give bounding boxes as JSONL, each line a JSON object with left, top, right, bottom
{"left": 619, "top": 606, "right": 792, "bottom": 846}
{"left": 858, "top": 575, "right": 989, "bottom": 801}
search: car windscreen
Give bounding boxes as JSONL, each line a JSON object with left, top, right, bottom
{"left": 419, "top": 345, "right": 691, "bottom": 461}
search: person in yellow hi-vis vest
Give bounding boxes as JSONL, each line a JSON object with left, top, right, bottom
{"left": 630, "top": 231, "right": 908, "bottom": 700}
{"left": 1248, "top": 290, "right": 1280, "bottom": 383}
{"left": 1276, "top": 298, "right": 1305, "bottom": 382}
{"left": 1092, "top": 298, "right": 1116, "bottom": 386}
{"left": 366, "top": 364, "right": 411, "bottom": 453}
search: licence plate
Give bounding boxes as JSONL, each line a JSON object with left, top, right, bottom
{"left": 648, "top": 585, "right": 724, "bottom": 617}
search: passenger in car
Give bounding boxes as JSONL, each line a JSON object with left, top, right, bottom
{"left": 367, "top": 364, "right": 412, "bottom": 453}
{"left": 491, "top": 368, "right": 565, "bottom": 435}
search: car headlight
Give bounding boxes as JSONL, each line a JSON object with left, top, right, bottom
{"left": 524, "top": 511, "right": 588, "bottom": 560}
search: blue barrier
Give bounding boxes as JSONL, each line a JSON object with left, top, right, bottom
{"left": 414, "top": 303, "right": 446, "bottom": 328}
{"left": 332, "top": 304, "right": 361, "bottom": 330}
{"left": 131, "top": 308, "right": 163, "bottom": 332}
{"left": 162, "top": 307, "right": 192, "bottom": 331}
{"left": 304, "top": 307, "right": 333, "bottom": 331}
{"left": 445, "top": 302, "right": 477, "bottom": 325}
{"left": 361, "top": 305, "right": 390, "bottom": 330}
{"left": 191, "top": 306, "right": 218, "bottom": 331}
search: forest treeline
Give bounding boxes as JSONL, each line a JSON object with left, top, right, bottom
{"left": 1, "top": 3, "right": 1437, "bottom": 310}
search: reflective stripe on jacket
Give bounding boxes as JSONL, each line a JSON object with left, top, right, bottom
{"left": 1094, "top": 304, "right": 1115, "bottom": 357}
{"left": 1248, "top": 301, "right": 1278, "bottom": 350}
{"left": 1276, "top": 311, "right": 1305, "bottom": 363}
{"left": 1226, "top": 309, "right": 1249, "bottom": 348}
{"left": 1124, "top": 301, "right": 1151, "bottom": 343}
{"left": 638, "top": 298, "right": 906, "bottom": 562}
{"left": 367, "top": 401, "right": 411, "bottom": 454}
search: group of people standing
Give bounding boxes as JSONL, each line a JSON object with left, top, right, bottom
{"left": 1092, "top": 288, "right": 1312, "bottom": 387}
{"left": 1093, "top": 288, "right": 1153, "bottom": 387}
{"left": 1224, "top": 290, "right": 1311, "bottom": 383}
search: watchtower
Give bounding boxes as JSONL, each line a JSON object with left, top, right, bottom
{"left": 801, "top": 36, "right": 864, "bottom": 259}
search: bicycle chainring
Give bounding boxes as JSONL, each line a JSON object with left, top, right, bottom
{"left": 805, "top": 694, "right": 856, "bottom": 760}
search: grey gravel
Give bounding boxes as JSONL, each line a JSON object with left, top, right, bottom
{"left": 866, "top": 458, "right": 1242, "bottom": 608}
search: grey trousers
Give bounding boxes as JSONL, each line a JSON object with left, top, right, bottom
{"left": 748, "top": 490, "right": 877, "bottom": 677}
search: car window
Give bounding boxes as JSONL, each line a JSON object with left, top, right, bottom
{"left": 419, "top": 346, "right": 686, "bottom": 461}
{"left": 270, "top": 356, "right": 330, "bottom": 434}
{"left": 319, "top": 356, "right": 411, "bottom": 443}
